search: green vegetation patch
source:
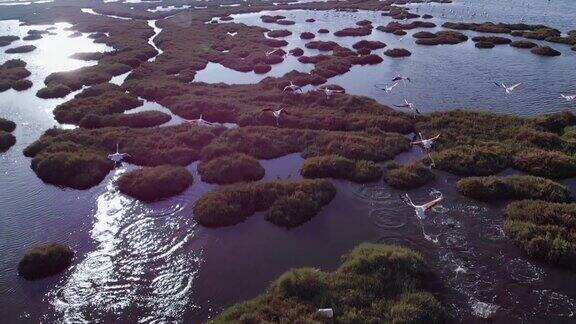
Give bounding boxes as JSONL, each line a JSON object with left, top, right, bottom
{"left": 512, "top": 149, "right": 576, "bottom": 179}
{"left": 213, "top": 243, "right": 445, "bottom": 323}
{"left": 117, "top": 165, "right": 193, "bottom": 202}
{"left": 300, "top": 155, "right": 382, "bottom": 183}
{"left": 24, "top": 124, "right": 219, "bottom": 189}
{"left": 198, "top": 153, "right": 265, "bottom": 184}
{"left": 193, "top": 179, "right": 336, "bottom": 228}
{"left": 201, "top": 126, "right": 410, "bottom": 162}
{"left": 433, "top": 144, "right": 510, "bottom": 176}
{"left": 457, "top": 175, "right": 571, "bottom": 203}
{"left": 0, "top": 117, "right": 16, "bottom": 132}
{"left": 419, "top": 110, "right": 576, "bottom": 178}
{"left": 0, "top": 130, "right": 16, "bottom": 152}
{"left": 53, "top": 83, "right": 144, "bottom": 125}
{"left": 384, "top": 162, "right": 435, "bottom": 189}
{"left": 0, "top": 59, "right": 32, "bottom": 93}
{"left": 505, "top": 200, "right": 576, "bottom": 271}
{"left": 18, "top": 243, "right": 73, "bottom": 280}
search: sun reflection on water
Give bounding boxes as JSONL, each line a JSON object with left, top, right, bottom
{"left": 49, "top": 168, "right": 203, "bottom": 323}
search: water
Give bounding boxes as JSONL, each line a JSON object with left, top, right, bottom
{"left": 226, "top": 8, "right": 576, "bottom": 116}
{"left": 1, "top": 1, "right": 576, "bottom": 323}
{"left": 403, "top": 0, "right": 576, "bottom": 33}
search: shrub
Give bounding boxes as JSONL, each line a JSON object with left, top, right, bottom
{"left": 193, "top": 179, "right": 336, "bottom": 228}
{"left": 457, "top": 175, "right": 571, "bottom": 202}
{"left": 505, "top": 200, "right": 576, "bottom": 271}
{"left": 213, "top": 243, "right": 445, "bottom": 323}
{"left": 510, "top": 40, "right": 537, "bottom": 48}
{"left": 531, "top": 46, "right": 561, "bottom": 56}
{"left": 415, "top": 31, "right": 468, "bottom": 45}
{"left": 534, "top": 111, "right": 576, "bottom": 134}
{"left": 471, "top": 36, "right": 511, "bottom": 44}
{"left": 352, "top": 40, "right": 386, "bottom": 50}
{"left": 18, "top": 243, "right": 73, "bottom": 280}
{"left": 384, "top": 162, "right": 435, "bottom": 189}
{"left": 334, "top": 26, "right": 372, "bottom": 37}
{"left": 0, "top": 59, "right": 31, "bottom": 92}
{"left": 267, "top": 29, "right": 291, "bottom": 38}
{"left": 198, "top": 153, "right": 265, "bottom": 184}
{"left": 117, "top": 165, "right": 193, "bottom": 202}
{"left": 434, "top": 145, "right": 510, "bottom": 176}
{"left": 0, "top": 130, "right": 16, "bottom": 152}
{"left": 513, "top": 149, "right": 576, "bottom": 179}
{"left": 201, "top": 127, "right": 410, "bottom": 162}
{"left": 36, "top": 84, "right": 72, "bottom": 99}
{"left": 5, "top": 45, "right": 36, "bottom": 53}
{"left": 25, "top": 124, "right": 218, "bottom": 189}
{"left": 300, "top": 155, "right": 382, "bottom": 183}
{"left": 31, "top": 150, "right": 114, "bottom": 189}
{"left": 53, "top": 83, "right": 143, "bottom": 125}
{"left": 300, "top": 32, "right": 315, "bottom": 40}
{"left": 0, "top": 117, "right": 16, "bottom": 132}
{"left": 0, "top": 35, "right": 19, "bottom": 47}
{"left": 384, "top": 48, "right": 412, "bottom": 57}
{"left": 265, "top": 191, "right": 325, "bottom": 228}
{"left": 78, "top": 111, "right": 171, "bottom": 128}
{"left": 475, "top": 41, "right": 495, "bottom": 49}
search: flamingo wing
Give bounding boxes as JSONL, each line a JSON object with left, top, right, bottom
{"left": 422, "top": 196, "right": 442, "bottom": 211}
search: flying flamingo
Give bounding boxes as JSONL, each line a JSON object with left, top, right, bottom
{"left": 261, "top": 106, "right": 290, "bottom": 126}
{"left": 108, "top": 144, "right": 130, "bottom": 163}
{"left": 283, "top": 81, "right": 303, "bottom": 93}
{"left": 494, "top": 82, "right": 522, "bottom": 94}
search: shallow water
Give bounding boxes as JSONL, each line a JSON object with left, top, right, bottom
{"left": 1, "top": 1, "right": 576, "bottom": 323}
{"left": 403, "top": 0, "right": 576, "bottom": 33}
{"left": 225, "top": 8, "right": 576, "bottom": 116}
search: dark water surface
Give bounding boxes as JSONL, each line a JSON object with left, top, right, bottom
{"left": 1, "top": 1, "right": 576, "bottom": 323}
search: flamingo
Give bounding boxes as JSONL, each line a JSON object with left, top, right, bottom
{"left": 192, "top": 114, "right": 217, "bottom": 127}
{"left": 108, "top": 144, "right": 130, "bottom": 163}
{"left": 375, "top": 82, "right": 399, "bottom": 93}
{"left": 400, "top": 193, "right": 443, "bottom": 220}
{"left": 283, "top": 81, "right": 303, "bottom": 93}
{"left": 392, "top": 75, "right": 411, "bottom": 86}
{"left": 261, "top": 106, "right": 290, "bottom": 126}
{"left": 318, "top": 87, "right": 344, "bottom": 100}
{"left": 411, "top": 132, "right": 440, "bottom": 166}
{"left": 411, "top": 133, "right": 440, "bottom": 151}
{"left": 494, "top": 82, "right": 522, "bottom": 94}
{"left": 395, "top": 99, "right": 420, "bottom": 117}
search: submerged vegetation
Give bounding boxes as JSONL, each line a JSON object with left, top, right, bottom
{"left": 300, "top": 155, "right": 382, "bottom": 183}
{"left": 193, "top": 179, "right": 336, "bottom": 228}
{"left": 117, "top": 165, "right": 193, "bottom": 202}
{"left": 214, "top": 243, "right": 445, "bottom": 323}
{"left": 457, "top": 175, "right": 572, "bottom": 203}
{"left": 505, "top": 201, "right": 576, "bottom": 271}
{"left": 18, "top": 243, "right": 73, "bottom": 280}
{"left": 384, "top": 162, "right": 435, "bottom": 189}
